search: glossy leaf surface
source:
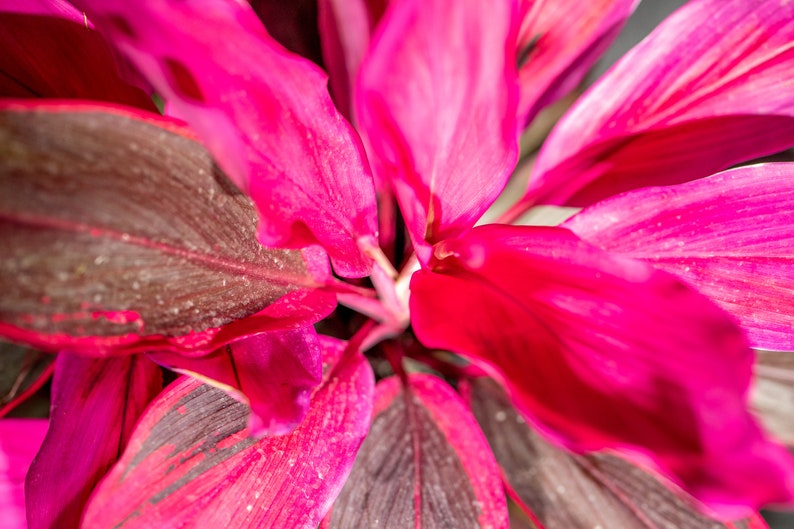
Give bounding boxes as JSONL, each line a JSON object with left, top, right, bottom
{"left": 81, "top": 338, "right": 374, "bottom": 529}
{"left": 324, "top": 373, "right": 507, "bottom": 528}
{"left": 0, "top": 103, "right": 335, "bottom": 355}
{"left": 0, "top": 0, "right": 155, "bottom": 110}
{"left": 0, "top": 419, "right": 48, "bottom": 529}
{"left": 524, "top": 0, "right": 794, "bottom": 207}
{"left": 564, "top": 163, "right": 794, "bottom": 351}
{"left": 26, "top": 353, "right": 162, "bottom": 529}
{"left": 78, "top": 0, "right": 378, "bottom": 277}
{"left": 516, "top": 0, "right": 638, "bottom": 124}
{"left": 410, "top": 224, "right": 794, "bottom": 516}
{"left": 0, "top": 341, "right": 54, "bottom": 417}
{"left": 465, "top": 377, "right": 769, "bottom": 529}
{"left": 151, "top": 328, "right": 322, "bottom": 437}
{"left": 355, "top": 0, "right": 518, "bottom": 251}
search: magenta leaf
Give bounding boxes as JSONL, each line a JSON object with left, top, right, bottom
{"left": 0, "top": 103, "right": 336, "bottom": 355}
{"left": 0, "top": 419, "right": 48, "bottom": 529}
{"left": 323, "top": 372, "right": 508, "bottom": 528}
{"left": 752, "top": 350, "right": 794, "bottom": 447}
{"left": 465, "top": 378, "right": 770, "bottom": 529}
{"left": 77, "top": 0, "right": 378, "bottom": 277}
{"left": 0, "top": 0, "right": 155, "bottom": 110}
{"left": 26, "top": 353, "right": 162, "bottom": 529}
{"left": 355, "top": 0, "right": 518, "bottom": 250}
{"left": 563, "top": 163, "right": 794, "bottom": 351}
{"left": 248, "top": 0, "right": 323, "bottom": 65}
{"left": 410, "top": 224, "right": 794, "bottom": 516}
{"left": 523, "top": 0, "right": 794, "bottom": 207}
{"left": 150, "top": 328, "right": 322, "bottom": 437}
{"left": 80, "top": 338, "right": 374, "bottom": 529}
{"left": 516, "top": 0, "right": 638, "bottom": 124}
{"left": 0, "top": 341, "right": 54, "bottom": 417}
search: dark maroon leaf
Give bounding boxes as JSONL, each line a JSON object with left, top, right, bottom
{"left": 0, "top": 340, "right": 54, "bottom": 417}
{"left": 323, "top": 373, "right": 508, "bottom": 529}
{"left": 464, "top": 378, "right": 768, "bottom": 529}
{"left": 26, "top": 353, "right": 162, "bottom": 529}
{"left": 0, "top": 102, "right": 336, "bottom": 355}
{"left": 80, "top": 338, "right": 374, "bottom": 529}
{"left": 752, "top": 350, "right": 794, "bottom": 447}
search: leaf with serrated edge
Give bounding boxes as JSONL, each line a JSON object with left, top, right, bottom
{"left": 80, "top": 338, "right": 374, "bottom": 529}
{"left": 323, "top": 373, "right": 508, "bottom": 529}
{"left": 465, "top": 378, "right": 769, "bottom": 529}
{"left": 0, "top": 102, "right": 335, "bottom": 356}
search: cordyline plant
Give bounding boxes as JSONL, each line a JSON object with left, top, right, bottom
{"left": 2, "top": 0, "right": 794, "bottom": 527}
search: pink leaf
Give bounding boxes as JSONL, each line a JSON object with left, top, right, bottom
{"left": 516, "top": 0, "right": 638, "bottom": 124}
{"left": 77, "top": 0, "right": 378, "bottom": 277}
{"left": 0, "top": 102, "right": 336, "bottom": 355}
{"left": 150, "top": 328, "right": 322, "bottom": 437}
{"left": 26, "top": 353, "right": 162, "bottom": 529}
{"left": 355, "top": 0, "right": 519, "bottom": 251}
{"left": 563, "top": 163, "right": 794, "bottom": 351}
{"left": 323, "top": 373, "right": 508, "bottom": 528}
{"left": 465, "top": 377, "right": 770, "bottom": 529}
{"left": 752, "top": 350, "right": 794, "bottom": 447}
{"left": 80, "top": 338, "right": 374, "bottom": 529}
{"left": 410, "top": 224, "right": 794, "bottom": 517}
{"left": 523, "top": 0, "right": 794, "bottom": 207}
{"left": 0, "top": 0, "right": 155, "bottom": 110}
{"left": 0, "top": 341, "right": 54, "bottom": 417}
{"left": 0, "top": 419, "right": 47, "bottom": 529}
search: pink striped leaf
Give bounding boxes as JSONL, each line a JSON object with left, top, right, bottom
{"left": 355, "top": 0, "right": 518, "bottom": 253}
{"left": 465, "top": 377, "right": 770, "bottom": 529}
{"left": 0, "top": 0, "right": 155, "bottom": 110}
{"left": 26, "top": 353, "right": 162, "bottom": 529}
{"left": 752, "top": 350, "right": 794, "bottom": 447}
{"left": 0, "top": 102, "right": 335, "bottom": 356}
{"left": 80, "top": 338, "right": 374, "bottom": 529}
{"left": 410, "top": 224, "right": 794, "bottom": 517}
{"left": 516, "top": 0, "right": 638, "bottom": 125}
{"left": 150, "top": 328, "right": 323, "bottom": 437}
{"left": 523, "top": 0, "right": 794, "bottom": 208}
{"left": 563, "top": 163, "right": 794, "bottom": 352}
{"left": 77, "top": 0, "right": 378, "bottom": 277}
{"left": 322, "top": 373, "right": 508, "bottom": 528}
{"left": 0, "top": 341, "right": 54, "bottom": 417}
{"left": 0, "top": 419, "right": 48, "bottom": 529}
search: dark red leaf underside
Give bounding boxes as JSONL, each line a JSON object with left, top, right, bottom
{"left": 26, "top": 353, "right": 163, "bottom": 529}
{"left": 0, "top": 340, "right": 54, "bottom": 417}
{"left": 324, "top": 374, "right": 507, "bottom": 529}
{"left": 752, "top": 350, "right": 794, "bottom": 447}
{"left": 0, "top": 105, "right": 334, "bottom": 355}
{"left": 80, "top": 339, "right": 374, "bottom": 529}
{"left": 465, "top": 378, "right": 767, "bottom": 529}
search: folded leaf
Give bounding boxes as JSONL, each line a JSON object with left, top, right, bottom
{"left": 516, "top": 0, "right": 638, "bottom": 124}
{"left": 77, "top": 0, "right": 378, "bottom": 277}
{"left": 0, "top": 0, "right": 155, "bottom": 110}
{"left": 752, "top": 350, "right": 794, "bottom": 446}
{"left": 81, "top": 338, "right": 374, "bottom": 529}
{"left": 151, "top": 328, "right": 323, "bottom": 437}
{"left": 410, "top": 224, "right": 794, "bottom": 516}
{"left": 465, "top": 377, "right": 770, "bottom": 529}
{"left": 355, "top": 0, "right": 518, "bottom": 251}
{"left": 26, "top": 353, "right": 162, "bottom": 529}
{"left": 0, "top": 103, "right": 336, "bottom": 355}
{"left": 563, "top": 163, "right": 794, "bottom": 351}
{"left": 323, "top": 373, "right": 508, "bottom": 528}
{"left": 523, "top": 0, "right": 794, "bottom": 207}
{"left": 0, "top": 419, "right": 48, "bottom": 529}
{"left": 0, "top": 341, "right": 54, "bottom": 417}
